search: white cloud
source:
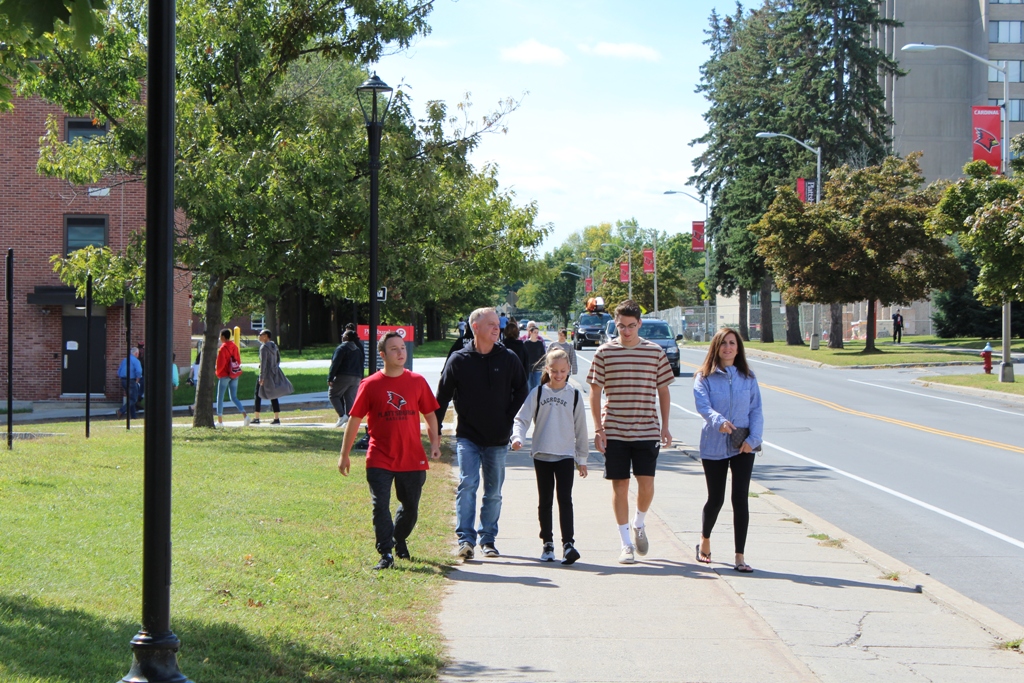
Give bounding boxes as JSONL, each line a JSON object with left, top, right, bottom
{"left": 500, "top": 39, "right": 569, "bottom": 66}
{"left": 578, "top": 42, "right": 660, "bottom": 62}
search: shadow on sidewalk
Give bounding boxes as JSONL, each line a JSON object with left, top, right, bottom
{"left": 444, "top": 660, "right": 553, "bottom": 680}
{"left": 714, "top": 567, "right": 920, "bottom": 593}
{"left": 449, "top": 557, "right": 717, "bottom": 581}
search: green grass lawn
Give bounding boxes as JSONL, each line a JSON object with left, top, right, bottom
{"left": 918, "top": 372, "right": 1024, "bottom": 396}
{"left": 0, "top": 417, "right": 457, "bottom": 682}
{"left": 902, "top": 335, "right": 1024, "bottom": 353}
{"left": 735, "top": 339, "right": 984, "bottom": 367}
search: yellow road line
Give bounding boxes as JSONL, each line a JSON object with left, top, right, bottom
{"left": 680, "top": 359, "right": 1024, "bottom": 454}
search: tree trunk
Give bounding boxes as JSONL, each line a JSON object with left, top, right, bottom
{"left": 864, "top": 299, "right": 877, "bottom": 352}
{"left": 829, "top": 303, "right": 844, "bottom": 349}
{"left": 425, "top": 302, "right": 443, "bottom": 341}
{"left": 193, "top": 273, "right": 224, "bottom": 428}
{"left": 785, "top": 297, "right": 804, "bottom": 345}
{"left": 264, "top": 292, "right": 278, "bottom": 340}
{"left": 760, "top": 272, "right": 774, "bottom": 343}
{"left": 738, "top": 286, "right": 749, "bottom": 341}
{"left": 328, "top": 298, "right": 340, "bottom": 346}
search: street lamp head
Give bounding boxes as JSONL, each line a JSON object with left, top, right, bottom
{"left": 901, "top": 43, "right": 936, "bottom": 53}
{"left": 356, "top": 73, "right": 394, "bottom": 126}
{"left": 755, "top": 132, "right": 779, "bottom": 138}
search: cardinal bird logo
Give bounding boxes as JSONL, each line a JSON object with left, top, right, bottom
{"left": 975, "top": 128, "right": 1000, "bottom": 153}
{"left": 386, "top": 391, "right": 407, "bottom": 411}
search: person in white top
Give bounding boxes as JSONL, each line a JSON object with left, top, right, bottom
{"left": 512, "top": 347, "right": 588, "bottom": 565}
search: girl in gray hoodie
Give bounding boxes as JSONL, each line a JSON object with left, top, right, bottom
{"left": 512, "top": 348, "right": 589, "bottom": 565}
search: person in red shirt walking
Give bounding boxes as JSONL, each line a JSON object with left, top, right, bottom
{"left": 338, "top": 332, "right": 441, "bottom": 570}
{"left": 215, "top": 328, "right": 248, "bottom": 427}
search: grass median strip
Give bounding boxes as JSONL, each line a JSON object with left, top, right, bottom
{"left": 737, "top": 339, "right": 981, "bottom": 367}
{"left": 918, "top": 373, "right": 1024, "bottom": 397}
{"left": 0, "top": 418, "right": 457, "bottom": 682}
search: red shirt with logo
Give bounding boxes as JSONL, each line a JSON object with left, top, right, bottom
{"left": 349, "top": 370, "right": 440, "bottom": 472}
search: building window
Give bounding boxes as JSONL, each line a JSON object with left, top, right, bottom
{"left": 990, "top": 21, "right": 1024, "bottom": 43}
{"left": 988, "top": 98, "right": 1024, "bottom": 121}
{"left": 992, "top": 0, "right": 1024, "bottom": 4}
{"left": 989, "top": 61, "right": 1024, "bottom": 82}
{"left": 65, "top": 118, "right": 108, "bottom": 143}
{"left": 65, "top": 216, "right": 108, "bottom": 255}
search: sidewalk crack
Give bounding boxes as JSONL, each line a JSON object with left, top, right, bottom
{"left": 838, "top": 611, "right": 868, "bottom": 647}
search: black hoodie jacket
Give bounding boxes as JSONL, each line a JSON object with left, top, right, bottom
{"left": 435, "top": 340, "right": 529, "bottom": 447}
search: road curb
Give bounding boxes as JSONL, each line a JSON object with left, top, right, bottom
{"left": 911, "top": 378, "right": 1024, "bottom": 407}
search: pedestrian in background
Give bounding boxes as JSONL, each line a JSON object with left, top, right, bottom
{"left": 171, "top": 352, "right": 179, "bottom": 390}
{"left": 253, "top": 329, "right": 293, "bottom": 425}
{"left": 457, "top": 318, "right": 467, "bottom": 339}
{"left": 187, "top": 349, "right": 201, "bottom": 416}
{"left": 215, "top": 328, "right": 248, "bottom": 427}
{"left": 512, "top": 347, "right": 588, "bottom": 565}
{"left": 523, "top": 322, "right": 547, "bottom": 392}
{"left": 693, "top": 327, "right": 763, "bottom": 573}
{"left": 892, "top": 309, "right": 904, "bottom": 344}
{"left": 329, "top": 329, "right": 365, "bottom": 428}
{"left": 116, "top": 347, "right": 143, "bottom": 419}
{"left": 551, "top": 328, "right": 578, "bottom": 375}
{"left": 503, "top": 318, "right": 528, "bottom": 372}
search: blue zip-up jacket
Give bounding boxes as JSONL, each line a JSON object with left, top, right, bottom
{"left": 693, "top": 366, "right": 763, "bottom": 460}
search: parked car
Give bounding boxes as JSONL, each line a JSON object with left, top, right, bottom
{"left": 599, "top": 319, "right": 617, "bottom": 345}
{"left": 639, "top": 318, "right": 682, "bottom": 376}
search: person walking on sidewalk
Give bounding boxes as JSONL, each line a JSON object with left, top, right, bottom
{"left": 523, "top": 322, "right": 547, "bottom": 392}
{"left": 215, "top": 328, "right": 249, "bottom": 427}
{"left": 338, "top": 332, "right": 441, "bottom": 570}
{"left": 892, "top": 309, "right": 904, "bottom": 344}
{"left": 328, "top": 330, "right": 364, "bottom": 428}
{"left": 551, "top": 328, "right": 578, "bottom": 375}
{"left": 253, "top": 329, "right": 293, "bottom": 425}
{"left": 436, "top": 307, "right": 529, "bottom": 560}
{"left": 587, "top": 299, "right": 674, "bottom": 565}
{"left": 512, "top": 348, "right": 588, "bottom": 565}
{"left": 503, "top": 318, "right": 528, "bottom": 372}
{"left": 693, "top": 327, "right": 763, "bottom": 573}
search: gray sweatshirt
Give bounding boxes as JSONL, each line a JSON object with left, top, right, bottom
{"left": 512, "top": 383, "right": 589, "bottom": 465}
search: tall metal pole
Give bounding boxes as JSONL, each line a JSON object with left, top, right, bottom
{"left": 6, "top": 248, "right": 12, "bottom": 450}
{"left": 120, "top": 0, "right": 190, "bottom": 679}
{"left": 85, "top": 274, "right": 92, "bottom": 438}
{"left": 126, "top": 300, "right": 132, "bottom": 431}
{"left": 703, "top": 202, "right": 709, "bottom": 341}
{"left": 1000, "top": 61, "right": 1015, "bottom": 382}
{"left": 652, "top": 231, "right": 658, "bottom": 314}
{"left": 367, "top": 94, "right": 382, "bottom": 374}
{"left": 626, "top": 247, "right": 632, "bottom": 301}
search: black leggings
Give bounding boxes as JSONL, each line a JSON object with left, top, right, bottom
{"left": 534, "top": 458, "right": 576, "bottom": 545}
{"left": 253, "top": 382, "right": 280, "bottom": 413}
{"left": 701, "top": 453, "right": 756, "bottom": 554}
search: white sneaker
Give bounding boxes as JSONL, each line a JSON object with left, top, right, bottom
{"left": 540, "top": 542, "right": 555, "bottom": 562}
{"left": 335, "top": 417, "right": 347, "bottom": 428}
{"left": 618, "top": 545, "right": 636, "bottom": 564}
{"left": 243, "top": 414, "right": 251, "bottom": 427}
{"left": 632, "top": 526, "right": 649, "bottom": 556}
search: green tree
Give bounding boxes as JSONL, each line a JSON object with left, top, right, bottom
{"left": 753, "top": 154, "right": 963, "bottom": 352}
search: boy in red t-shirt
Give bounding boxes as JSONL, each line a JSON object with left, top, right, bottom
{"left": 338, "top": 332, "right": 441, "bottom": 570}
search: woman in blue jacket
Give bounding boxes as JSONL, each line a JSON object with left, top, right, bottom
{"left": 693, "top": 327, "right": 763, "bottom": 573}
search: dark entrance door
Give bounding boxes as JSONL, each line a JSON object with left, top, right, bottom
{"left": 62, "top": 316, "right": 106, "bottom": 395}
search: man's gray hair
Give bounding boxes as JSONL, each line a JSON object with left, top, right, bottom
{"left": 469, "top": 307, "right": 496, "bottom": 327}
{"left": 131, "top": 347, "right": 140, "bottom": 357}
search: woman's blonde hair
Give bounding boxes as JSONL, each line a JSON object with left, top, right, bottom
{"left": 539, "top": 347, "right": 571, "bottom": 385}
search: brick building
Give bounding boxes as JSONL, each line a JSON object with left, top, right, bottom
{"left": 0, "top": 95, "right": 193, "bottom": 402}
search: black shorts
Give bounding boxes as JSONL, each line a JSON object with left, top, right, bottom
{"left": 603, "top": 439, "right": 659, "bottom": 480}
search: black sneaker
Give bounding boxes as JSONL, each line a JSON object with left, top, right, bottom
{"left": 540, "top": 542, "right": 555, "bottom": 562}
{"left": 395, "top": 539, "right": 410, "bottom": 560}
{"left": 353, "top": 434, "right": 370, "bottom": 450}
{"left": 481, "top": 543, "right": 500, "bottom": 558}
{"left": 270, "top": 418, "right": 280, "bottom": 425}
{"left": 373, "top": 554, "right": 394, "bottom": 570}
{"left": 561, "top": 542, "right": 580, "bottom": 566}
{"left": 456, "top": 542, "right": 475, "bottom": 560}
{"left": 250, "top": 418, "right": 260, "bottom": 425}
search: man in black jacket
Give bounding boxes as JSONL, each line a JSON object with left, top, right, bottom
{"left": 328, "top": 330, "right": 365, "bottom": 428}
{"left": 436, "top": 307, "right": 528, "bottom": 560}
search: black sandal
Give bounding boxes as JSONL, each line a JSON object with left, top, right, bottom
{"left": 695, "top": 544, "right": 712, "bottom": 564}
{"left": 734, "top": 562, "right": 754, "bottom": 573}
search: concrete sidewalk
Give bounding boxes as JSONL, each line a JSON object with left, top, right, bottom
{"left": 439, "top": 399, "right": 1024, "bottom": 681}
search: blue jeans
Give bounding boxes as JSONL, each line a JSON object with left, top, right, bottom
{"left": 455, "top": 438, "right": 508, "bottom": 546}
{"left": 216, "top": 376, "right": 245, "bottom": 417}
{"left": 528, "top": 371, "right": 541, "bottom": 392}
{"left": 119, "top": 378, "right": 139, "bottom": 418}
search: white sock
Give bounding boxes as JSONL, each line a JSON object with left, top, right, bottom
{"left": 618, "top": 524, "right": 631, "bottom": 547}
{"left": 633, "top": 510, "right": 647, "bottom": 528}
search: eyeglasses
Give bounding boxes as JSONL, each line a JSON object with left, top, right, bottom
{"left": 615, "top": 322, "right": 639, "bottom": 331}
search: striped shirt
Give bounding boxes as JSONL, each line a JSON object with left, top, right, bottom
{"left": 587, "top": 338, "right": 674, "bottom": 441}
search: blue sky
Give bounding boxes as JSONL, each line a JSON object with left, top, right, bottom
{"left": 376, "top": 0, "right": 727, "bottom": 252}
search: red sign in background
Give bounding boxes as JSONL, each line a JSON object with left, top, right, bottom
{"left": 584, "top": 277, "right": 593, "bottom": 292}
{"left": 972, "top": 105, "right": 1002, "bottom": 171}
{"left": 642, "top": 249, "right": 655, "bottom": 273}
{"left": 692, "top": 221, "right": 705, "bottom": 252}
{"left": 356, "top": 325, "right": 415, "bottom": 341}
{"left": 619, "top": 261, "right": 630, "bottom": 283}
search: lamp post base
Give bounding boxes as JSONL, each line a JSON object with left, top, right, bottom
{"left": 999, "top": 362, "right": 1015, "bottom": 383}
{"left": 120, "top": 631, "right": 192, "bottom": 683}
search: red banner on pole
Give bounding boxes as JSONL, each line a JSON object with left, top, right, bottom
{"left": 619, "top": 261, "right": 630, "bottom": 283}
{"left": 972, "top": 105, "right": 1002, "bottom": 171}
{"left": 692, "top": 221, "right": 705, "bottom": 252}
{"left": 642, "top": 249, "right": 654, "bottom": 274}
{"left": 357, "top": 325, "right": 414, "bottom": 341}
{"left": 584, "top": 277, "right": 593, "bottom": 293}
{"left": 796, "top": 178, "right": 807, "bottom": 202}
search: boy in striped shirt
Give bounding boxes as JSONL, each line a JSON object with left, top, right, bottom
{"left": 587, "top": 299, "right": 674, "bottom": 564}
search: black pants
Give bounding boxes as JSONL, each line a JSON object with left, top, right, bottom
{"left": 366, "top": 467, "right": 426, "bottom": 555}
{"left": 534, "top": 458, "right": 575, "bottom": 545}
{"left": 893, "top": 327, "right": 902, "bottom": 343}
{"left": 701, "top": 453, "right": 756, "bottom": 554}
{"left": 253, "top": 382, "right": 279, "bottom": 413}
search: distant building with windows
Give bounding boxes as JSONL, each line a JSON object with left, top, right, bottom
{"left": 0, "top": 95, "right": 193, "bottom": 402}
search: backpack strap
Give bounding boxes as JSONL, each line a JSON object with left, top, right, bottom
{"left": 534, "top": 384, "right": 542, "bottom": 422}
{"left": 535, "top": 385, "right": 580, "bottom": 421}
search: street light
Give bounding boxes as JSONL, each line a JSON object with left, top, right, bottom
{"left": 902, "top": 42, "right": 1014, "bottom": 382}
{"left": 664, "top": 190, "right": 711, "bottom": 340}
{"left": 356, "top": 73, "right": 393, "bottom": 374}
{"left": 602, "top": 243, "right": 632, "bottom": 300}
{"left": 754, "top": 132, "right": 824, "bottom": 349}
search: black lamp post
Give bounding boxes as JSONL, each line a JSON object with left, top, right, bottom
{"left": 356, "top": 73, "right": 393, "bottom": 373}
{"left": 85, "top": 273, "right": 92, "bottom": 438}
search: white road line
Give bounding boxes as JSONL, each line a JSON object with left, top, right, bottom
{"left": 749, "top": 358, "right": 786, "bottom": 368}
{"left": 669, "top": 401, "right": 1024, "bottom": 551}
{"left": 848, "top": 379, "right": 1024, "bottom": 417}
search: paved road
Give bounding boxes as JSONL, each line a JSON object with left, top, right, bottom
{"left": 573, "top": 343, "right": 1024, "bottom": 627}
